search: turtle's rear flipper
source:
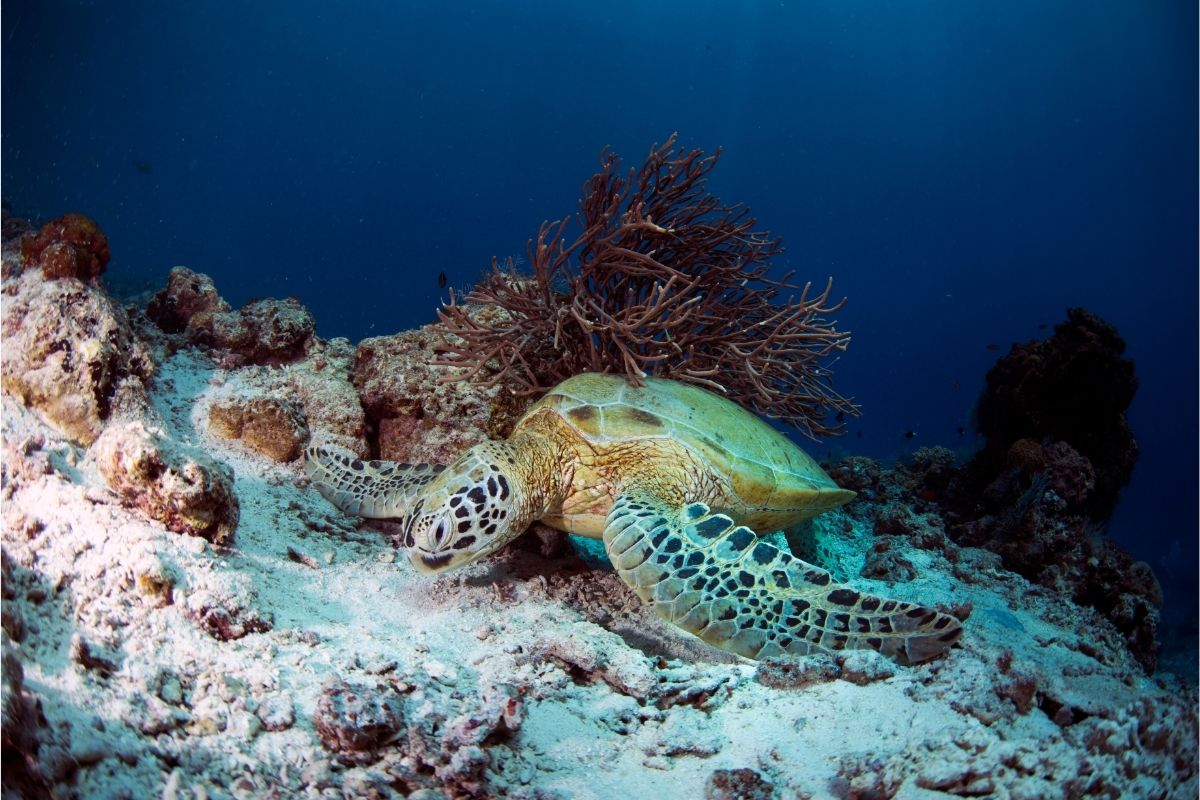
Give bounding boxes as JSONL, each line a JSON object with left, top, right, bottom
{"left": 603, "top": 493, "right": 962, "bottom": 666}
{"left": 304, "top": 445, "right": 444, "bottom": 519}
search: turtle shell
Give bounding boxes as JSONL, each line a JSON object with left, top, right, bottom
{"left": 516, "top": 373, "right": 854, "bottom": 517}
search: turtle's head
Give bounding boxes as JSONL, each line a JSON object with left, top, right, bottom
{"left": 406, "top": 441, "right": 539, "bottom": 574}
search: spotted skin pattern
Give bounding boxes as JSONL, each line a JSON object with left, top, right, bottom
{"left": 303, "top": 446, "right": 445, "bottom": 519}
{"left": 306, "top": 432, "right": 561, "bottom": 574}
{"left": 303, "top": 373, "right": 964, "bottom": 665}
{"left": 604, "top": 492, "right": 963, "bottom": 665}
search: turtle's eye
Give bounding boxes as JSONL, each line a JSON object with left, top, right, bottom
{"left": 431, "top": 518, "right": 448, "bottom": 548}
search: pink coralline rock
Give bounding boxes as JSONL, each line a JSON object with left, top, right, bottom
{"left": 350, "top": 327, "right": 531, "bottom": 464}
{"left": 704, "top": 769, "right": 775, "bottom": 800}
{"left": 313, "top": 677, "right": 407, "bottom": 764}
{"left": 146, "top": 266, "right": 316, "bottom": 366}
{"left": 1, "top": 268, "right": 153, "bottom": 445}
{"left": 91, "top": 419, "right": 239, "bottom": 546}
{"left": 145, "top": 266, "right": 231, "bottom": 334}
{"left": 860, "top": 538, "right": 918, "bottom": 582}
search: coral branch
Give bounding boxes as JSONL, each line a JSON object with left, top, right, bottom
{"left": 432, "top": 134, "right": 860, "bottom": 439}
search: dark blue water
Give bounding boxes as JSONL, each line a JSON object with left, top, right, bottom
{"left": 3, "top": 2, "right": 1196, "bottom": 635}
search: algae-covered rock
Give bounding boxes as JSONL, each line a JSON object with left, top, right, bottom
{"left": 1, "top": 270, "right": 152, "bottom": 445}
{"left": 188, "top": 296, "right": 315, "bottom": 366}
{"left": 91, "top": 419, "right": 239, "bottom": 545}
{"left": 146, "top": 265, "right": 231, "bottom": 334}
{"left": 148, "top": 266, "right": 316, "bottom": 366}
{"left": 350, "top": 326, "right": 527, "bottom": 463}
{"left": 208, "top": 394, "right": 309, "bottom": 462}
{"left": 20, "top": 213, "right": 110, "bottom": 281}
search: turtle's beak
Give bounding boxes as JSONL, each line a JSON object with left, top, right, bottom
{"left": 413, "top": 549, "right": 455, "bottom": 572}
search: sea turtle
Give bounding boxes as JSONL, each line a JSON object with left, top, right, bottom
{"left": 304, "top": 373, "right": 963, "bottom": 665}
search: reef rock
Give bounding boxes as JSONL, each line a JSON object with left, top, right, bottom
{"left": 0, "top": 241, "right": 1194, "bottom": 800}
{"left": 973, "top": 307, "right": 1138, "bottom": 518}
{"left": 350, "top": 326, "right": 529, "bottom": 463}
{"left": 20, "top": 212, "right": 110, "bottom": 281}
{"left": 148, "top": 266, "right": 316, "bottom": 366}
{"left": 145, "top": 265, "right": 231, "bottom": 334}
{"left": 92, "top": 419, "right": 239, "bottom": 545}
{"left": 1, "top": 267, "right": 153, "bottom": 445}
{"left": 208, "top": 393, "right": 309, "bottom": 463}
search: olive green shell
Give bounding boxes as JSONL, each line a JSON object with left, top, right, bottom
{"left": 516, "top": 373, "right": 853, "bottom": 515}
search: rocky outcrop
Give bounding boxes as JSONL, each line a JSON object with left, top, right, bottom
{"left": 92, "top": 419, "right": 239, "bottom": 546}
{"left": 1, "top": 269, "right": 153, "bottom": 445}
{"left": 147, "top": 265, "right": 316, "bottom": 366}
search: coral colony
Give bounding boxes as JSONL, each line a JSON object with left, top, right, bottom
{"left": 433, "top": 135, "right": 859, "bottom": 440}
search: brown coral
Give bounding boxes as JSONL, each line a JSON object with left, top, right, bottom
{"left": 20, "top": 213, "right": 110, "bottom": 281}
{"left": 433, "top": 134, "right": 858, "bottom": 439}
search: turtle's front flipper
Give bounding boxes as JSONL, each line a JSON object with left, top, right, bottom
{"left": 304, "top": 445, "right": 444, "bottom": 519}
{"left": 603, "top": 493, "right": 962, "bottom": 666}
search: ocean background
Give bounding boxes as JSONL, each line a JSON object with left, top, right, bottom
{"left": 3, "top": 2, "right": 1196, "bottom": 654}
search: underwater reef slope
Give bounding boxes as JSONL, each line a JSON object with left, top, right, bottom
{"left": 1, "top": 213, "right": 1196, "bottom": 799}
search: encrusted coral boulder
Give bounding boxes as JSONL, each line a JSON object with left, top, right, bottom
{"left": 147, "top": 267, "right": 316, "bottom": 366}
{"left": 208, "top": 394, "right": 309, "bottom": 462}
{"left": 20, "top": 213, "right": 110, "bottom": 281}
{"left": 91, "top": 420, "right": 239, "bottom": 546}
{"left": 292, "top": 339, "right": 370, "bottom": 457}
{"left": 1, "top": 269, "right": 153, "bottom": 445}
{"left": 974, "top": 307, "right": 1137, "bottom": 518}
{"left": 350, "top": 326, "right": 529, "bottom": 463}
{"left": 188, "top": 297, "right": 315, "bottom": 366}
{"left": 146, "top": 266, "right": 231, "bottom": 334}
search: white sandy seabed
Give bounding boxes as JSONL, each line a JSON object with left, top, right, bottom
{"left": 1, "top": 344, "right": 1197, "bottom": 800}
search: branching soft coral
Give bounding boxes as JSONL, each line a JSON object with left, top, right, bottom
{"left": 433, "top": 134, "right": 859, "bottom": 439}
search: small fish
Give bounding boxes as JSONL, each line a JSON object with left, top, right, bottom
{"left": 985, "top": 343, "right": 1000, "bottom": 352}
{"left": 1037, "top": 323, "right": 1049, "bottom": 330}
{"left": 132, "top": 159, "right": 152, "bottom": 175}
{"left": 904, "top": 430, "right": 916, "bottom": 439}
{"left": 437, "top": 271, "right": 447, "bottom": 289}
{"left": 835, "top": 410, "right": 845, "bottom": 423}
{"left": 956, "top": 426, "right": 965, "bottom": 436}
{"left": 856, "top": 431, "right": 862, "bottom": 438}
{"left": 951, "top": 379, "right": 960, "bottom": 390}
